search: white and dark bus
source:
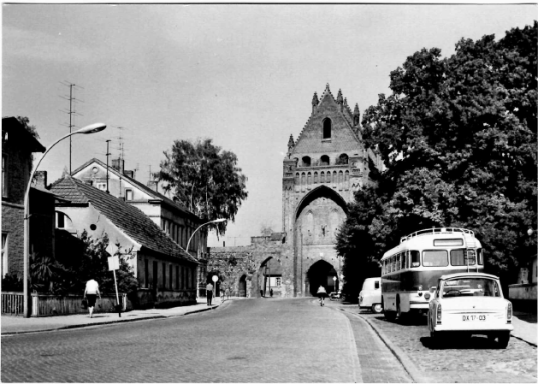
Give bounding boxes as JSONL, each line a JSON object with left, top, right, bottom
{"left": 381, "top": 227, "right": 484, "bottom": 321}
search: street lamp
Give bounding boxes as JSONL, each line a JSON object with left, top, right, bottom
{"left": 23, "top": 122, "right": 106, "bottom": 317}
{"left": 185, "top": 218, "right": 226, "bottom": 299}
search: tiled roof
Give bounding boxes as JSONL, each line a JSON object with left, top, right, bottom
{"left": 50, "top": 176, "right": 198, "bottom": 265}
{"left": 72, "top": 158, "right": 198, "bottom": 220}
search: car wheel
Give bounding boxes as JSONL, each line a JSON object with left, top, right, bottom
{"left": 371, "top": 303, "right": 383, "bottom": 314}
{"left": 497, "top": 332, "right": 510, "bottom": 349}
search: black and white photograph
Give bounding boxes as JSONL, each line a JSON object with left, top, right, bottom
{"left": 1, "top": 2, "right": 536, "bottom": 383}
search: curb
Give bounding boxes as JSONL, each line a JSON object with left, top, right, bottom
{"left": 511, "top": 333, "right": 537, "bottom": 347}
{"left": 2, "top": 303, "right": 225, "bottom": 336}
{"left": 341, "top": 308, "right": 430, "bottom": 384}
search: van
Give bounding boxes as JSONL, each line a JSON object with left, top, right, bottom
{"left": 358, "top": 277, "right": 382, "bottom": 313}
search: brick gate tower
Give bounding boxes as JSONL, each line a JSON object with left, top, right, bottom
{"left": 207, "top": 84, "right": 382, "bottom": 299}
{"left": 282, "top": 84, "right": 382, "bottom": 296}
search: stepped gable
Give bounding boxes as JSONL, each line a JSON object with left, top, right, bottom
{"left": 50, "top": 176, "right": 198, "bottom": 264}
{"left": 291, "top": 84, "right": 365, "bottom": 155}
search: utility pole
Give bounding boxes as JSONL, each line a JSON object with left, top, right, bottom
{"left": 106, "top": 140, "right": 111, "bottom": 194}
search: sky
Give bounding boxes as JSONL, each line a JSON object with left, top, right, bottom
{"left": 2, "top": 3, "right": 536, "bottom": 247}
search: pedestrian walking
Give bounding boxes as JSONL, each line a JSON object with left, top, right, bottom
{"left": 270, "top": 288, "right": 274, "bottom": 297}
{"left": 206, "top": 282, "right": 214, "bottom": 306}
{"left": 84, "top": 278, "right": 101, "bottom": 318}
{"left": 317, "top": 285, "right": 327, "bottom": 306}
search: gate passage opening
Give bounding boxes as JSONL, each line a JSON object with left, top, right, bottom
{"left": 307, "top": 260, "right": 337, "bottom": 296}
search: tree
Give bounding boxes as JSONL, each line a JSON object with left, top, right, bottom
{"left": 157, "top": 138, "right": 248, "bottom": 236}
{"left": 338, "top": 22, "right": 537, "bottom": 288}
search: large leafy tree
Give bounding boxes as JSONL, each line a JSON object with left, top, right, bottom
{"left": 338, "top": 22, "right": 537, "bottom": 291}
{"left": 157, "top": 138, "right": 248, "bottom": 235}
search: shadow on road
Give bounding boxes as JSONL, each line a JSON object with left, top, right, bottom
{"left": 421, "top": 335, "right": 503, "bottom": 350}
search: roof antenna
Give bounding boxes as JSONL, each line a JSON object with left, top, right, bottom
{"left": 106, "top": 140, "right": 111, "bottom": 194}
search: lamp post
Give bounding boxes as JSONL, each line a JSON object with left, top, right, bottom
{"left": 185, "top": 218, "right": 226, "bottom": 299}
{"left": 23, "top": 122, "right": 106, "bottom": 318}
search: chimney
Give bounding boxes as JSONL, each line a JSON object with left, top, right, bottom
{"left": 124, "top": 170, "right": 134, "bottom": 179}
{"left": 111, "top": 158, "right": 124, "bottom": 174}
{"left": 34, "top": 171, "right": 48, "bottom": 189}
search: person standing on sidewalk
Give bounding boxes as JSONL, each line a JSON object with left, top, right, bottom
{"left": 84, "top": 279, "right": 101, "bottom": 318}
{"left": 206, "top": 282, "right": 214, "bottom": 306}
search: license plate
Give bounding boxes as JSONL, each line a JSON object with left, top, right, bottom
{"left": 462, "top": 314, "right": 486, "bottom": 321}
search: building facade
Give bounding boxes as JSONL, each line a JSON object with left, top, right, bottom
{"left": 71, "top": 157, "right": 209, "bottom": 295}
{"left": 208, "top": 84, "right": 382, "bottom": 297}
{"left": 50, "top": 176, "right": 199, "bottom": 308}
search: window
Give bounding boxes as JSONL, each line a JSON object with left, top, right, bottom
{"left": 125, "top": 189, "right": 133, "bottom": 201}
{"left": 2, "top": 155, "right": 8, "bottom": 198}
{"left": 57, "top": 212, "right": 65, "bottom": 228}
{"left": 162, "top": 262, "right": 166, "bottom": 289}
{"left": 450, "top": 249, "right": 466, "bottom": 266}
{"left": 302, "top": 156, "right": 311, "bottom": 167}
{"left": 2, "top": 233, "right": 8, "bottom": 277}
{"left": 396, "top": 254, "right": 400, "bottom": 271}
{"left": 145, "top": 259, "right": 149, "bottom": 288}
{"left": 323, "top": 118, "right": 332, "bottom": 139}
{"left": 320, "top": 155, "right": 330, "bottom": 166}
{"left": 276, "top": 277, "right": 282, "bottom": 287}
{"left": 337, "top": 153, "right": 349, "bottom": 165}
{"left": 477, "top": 249, "right": 484, "bottom": 265}
{"left": 411, "top": 251, "right": 420, "bottom": 268}
{"left": 402, "top": 252, "right": 407, "bottom": 270}
{"left": 374, "top": 280, "right": 380, "bottom": 289}
{"left": 423, "top": 250, "right": 448, "bottom": 267}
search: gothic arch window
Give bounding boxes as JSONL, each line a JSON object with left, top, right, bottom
{"left": 323, "top": 118, "right": 332, "bottom": 139}
{"left": 320, "top": 171, "right": 325, "bottom": 183}
{"left": 320, "top": 155, "right": 330, "bottom": 166}
{"left": 301, "top": 172, "right": 306, "bottom": 191}
{"left": 338, "top": 171, "right": 344, "bottom": 190}
{"left": 302, "top": 156, "right": 311, "bottom": 167}
{"left": 345, "top": 170, "right": 350, "bottom": 189}
{"left": 337, "top": 153, "right": 349, "bottom": 165}
{"left": 314, "top": 172, "right": 318, "bottom": 184}
{"left": 332, "top": 171, "right": 337, "bottom": 184}
{"left": 295, "top": 172, "right": 300, "bottom": 185}
{"left": 307, "top": 172, "right": 312, "bottom": 185}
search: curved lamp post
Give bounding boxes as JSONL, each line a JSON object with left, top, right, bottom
{"left": 185, "top": 218, "right": 226, "bottom": 300}
{"left": 23, "top": 122, "right": 106, "bottom": 317}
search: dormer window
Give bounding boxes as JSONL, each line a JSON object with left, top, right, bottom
{"left": 323, "top": 118, "right": 332, "bottom": 139}
{"left": 302, "top": 156, "right": 311, "bottom": 167}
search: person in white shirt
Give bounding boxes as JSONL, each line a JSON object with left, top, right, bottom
{"left": 84, "top": 279, "right": 101, "bottom": 318}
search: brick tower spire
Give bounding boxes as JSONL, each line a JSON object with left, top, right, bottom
{"left": 312, "top": 92, "right": 319, "bottom": 113}
{"left": 353, "top": 103, "right": 361, "bottom": 127}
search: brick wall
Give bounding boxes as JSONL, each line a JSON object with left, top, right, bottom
{"left": 1, "top": 203, "right": 24, "bottom": 278}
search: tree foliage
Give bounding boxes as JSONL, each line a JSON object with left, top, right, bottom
{"left": 157, "top": 138, "right": 248, "bottom": 235}
{"left": 337, "top": 22, "right": 537, "bottom": 291}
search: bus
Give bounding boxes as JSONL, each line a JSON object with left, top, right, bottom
{"left": 381, "top": 227, "right": 484, "bottom": 321}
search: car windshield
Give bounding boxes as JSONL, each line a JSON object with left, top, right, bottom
{"left": 441, "top": 277, "right": 501, "bottom": 298}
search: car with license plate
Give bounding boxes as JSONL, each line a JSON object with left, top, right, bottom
{"left": 359, "top": 277, "right": 383, "bottom": 313}
{"left": 428, "top": 272, "right": 514, "bottom": 348}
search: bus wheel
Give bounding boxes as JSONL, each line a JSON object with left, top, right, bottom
{"left": 384, "top": 310, "right": 397, "bottom": 321}
{"left": 371, "top": 303, "right": 383, "bottom": 314}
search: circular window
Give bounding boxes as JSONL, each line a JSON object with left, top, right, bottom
{"left": 90, "top": 224, "right": 97, "bottom": 231}
{"left": 92, "top": 167, "right": 99, "bottom": 174}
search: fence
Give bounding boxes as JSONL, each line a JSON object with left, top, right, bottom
{"left": 1, "top": 292, "right": 25, "bottom": 315}
{"left": 31, "top": 293, "right": 132, "bottom": 317}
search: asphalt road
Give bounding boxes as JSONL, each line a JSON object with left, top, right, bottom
{"left": 1, "top": 298, "right": 410, "bottom": 383}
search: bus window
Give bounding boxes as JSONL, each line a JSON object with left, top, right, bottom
{"left": 450, "top": 249, "right": 465, "bottom": 266}
{"left": 402, "top": 252, "right": 407, "bottom": 270}
{"left": 411, "top": 251, "right": 420, "bottom": 267}
{"left": 477, "top": 249, "right": 484, "bottom": 265}
{"left": 391, "top": 257, "right": 395, "bottom": 272}
{"left": 423, "top": 250, "right": 449, "bottom": 267}
{"left": 396, "top": 254, "right": 400, "bottom": 271}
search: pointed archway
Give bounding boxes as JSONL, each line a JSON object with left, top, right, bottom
{"left": 238, "top": 275, "right": 247, "bottom": 297}
{"left": 306, "top": 260, "right": 338, "bottom": 296}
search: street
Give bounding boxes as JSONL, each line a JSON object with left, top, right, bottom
{"left": 1, "top": 299, "right": 536, "bottom": 383}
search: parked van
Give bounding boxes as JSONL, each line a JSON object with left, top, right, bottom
{"left": 359, "top": 277, "right": 382, "bottom": 313}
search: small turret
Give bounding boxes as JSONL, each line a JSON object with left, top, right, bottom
{"left": 353, "top": 103, "right": 361, "bottom": 127}
{"left": 312, "top": 92, "right": 319, "bottom": 113}
{"left": 287, "top": 134, "right": 295, "bottom": 157}
{"left": 337, "top": 89, "right": 344, "bottom": 112}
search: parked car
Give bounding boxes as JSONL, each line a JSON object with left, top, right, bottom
{"left": 359, "top": 277, "right": 382, "bottom": 313}
{"left": 428, "top": 272, "right": 514, "bottom": 348}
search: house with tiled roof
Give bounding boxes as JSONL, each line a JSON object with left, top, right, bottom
{"left": 70, "top": 157, "right": 209, "bottom": 296}
{"left": 49, "top": 176, "right": 199, "bottom": 308}
{"left": 1, "top": 117, "right": 61, "bottom": 280}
